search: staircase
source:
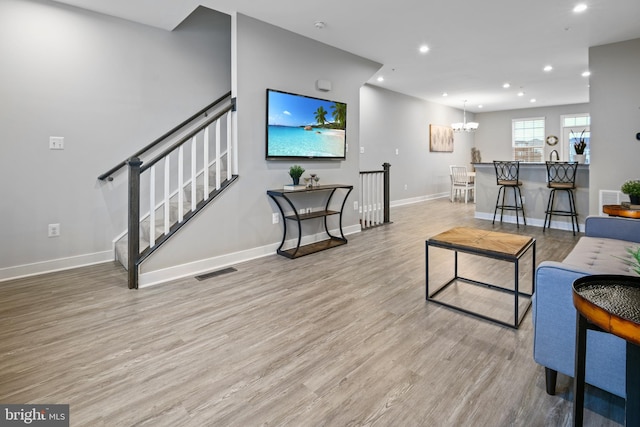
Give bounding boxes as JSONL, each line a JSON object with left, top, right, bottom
{"left": 114, "top": 163, "right": 236, "bottom": 269}
{"left": 99, "top": 92, "right": 238, "bottom": 289}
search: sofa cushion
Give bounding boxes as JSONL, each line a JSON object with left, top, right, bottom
{"left": 562, "top": 236, "right": 640, "bottom": 275}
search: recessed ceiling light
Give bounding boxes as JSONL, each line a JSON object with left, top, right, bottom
{"left": 478, "top": 105, "right": 483, "bottom": 109}
{"left": 419, "top": 45, "right": 430, "bottom": 53}
{"left": 517, "top": 91, "right": 525, "bottom": 97}
{"left": 544, "top": 65, "right": 553, "bottom": 72}
{"left": 377, "top": 76, "right": 384, "bottom": 82}
{"left": 530, "top": 98, "right": 537, "bottom": 103}
{"left": 573, "top": 4, "right": 587, "bottom": 13}
{"left": 503, "top": 83, "right": 511, "bottom": 89}
{"left": 582, "top": 71, "right": 591, "bottom": 77}
{"left": 442, "top": 92, "right": 448, "bottom": 97}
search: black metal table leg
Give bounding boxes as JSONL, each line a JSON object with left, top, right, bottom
{"left": 627, "top": 342, "right": 640, "bottom": 426}
{"left": 573, "top": 312, "right": 588, "bottom": 426}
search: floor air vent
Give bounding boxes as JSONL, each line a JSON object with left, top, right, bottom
{"left": 195, "top": 267, "right": 237, "bottom": 281}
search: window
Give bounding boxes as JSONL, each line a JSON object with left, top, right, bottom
{"left": 562, "top": 115, "right": 590, "bottom": 128}
{"left": 562, "top": 114, "right": 590, "bottom": 163}
{"left": 512, "top": 118, "right": 545, "bottom": 162}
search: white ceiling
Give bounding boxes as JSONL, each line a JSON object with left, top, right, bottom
{"left": 52, "top": 0, "right": 640, "bottom": 113}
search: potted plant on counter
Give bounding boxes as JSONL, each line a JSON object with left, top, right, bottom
{"left": 572, "top": 130, "right": 587, "bottom": 163}
{"left": 621, "top": 179, "right": 640, "bottom": 205}
{"left": 289, "top": 165, "right": 305, "bottom": 185}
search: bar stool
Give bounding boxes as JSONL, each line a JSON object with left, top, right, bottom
{"left": 492, "top": 161, "right": 526, "bottom": 227}
{"left": 543, "top": 161, "right": 579, "bottom": 235}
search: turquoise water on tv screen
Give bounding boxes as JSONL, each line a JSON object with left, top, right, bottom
{"left": 267, "top": 126, "right": 345, "bottom": 158}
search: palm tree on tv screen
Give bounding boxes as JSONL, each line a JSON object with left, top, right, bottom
{"left": 331, "top": 103, "right": 346, "bottom": 129}
{"left": 314, "top": 106, "right": 327, "bottom": 127}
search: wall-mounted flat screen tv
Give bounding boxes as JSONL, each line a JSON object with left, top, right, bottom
{"left": 266, "top": 88, "right": 347, "bottom": 160}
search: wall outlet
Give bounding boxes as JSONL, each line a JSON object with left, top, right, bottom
{"left": 354, "top": 201, "right": 358, "bottom": 210}
{"left": 404, "top": 184, "right": 408, "bottom": 190}
{"left": 272, "top": 213, "right": 279, "bottom": 224}
{"left": 49, "top": 136, "right": 64, "bottom": 150}
{"left": 521, "top": 197, "right": 526, "bottom": 205}
{"left": 360, "top": 146, "right": 365, "bottom": 154}
{"left": 48, "top": 223, "right": 60, "bottom": 237}
{"left": 395, "top": 148, "right": 399, "bottom": 155}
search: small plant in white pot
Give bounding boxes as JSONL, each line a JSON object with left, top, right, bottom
{"left": 571, "top": 130, "right": 587, "bottom": 163}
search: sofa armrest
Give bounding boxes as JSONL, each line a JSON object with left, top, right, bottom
{"left": 585, "top": 215, "right": 640, "bottom": 243}
{"left": 533, "top": 260, "right": 627, "bottom": 397}
{"left": 533, "top": 261, "right": 591, "bottom": 374}
{"left": 533, "top": 261, "right": 589, "bottom": 339}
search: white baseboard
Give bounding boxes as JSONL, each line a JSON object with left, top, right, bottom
{"left": 138, "top": 243, "right": 279, "bottom": 288}
{"left": 391, "top": 193, "right": 449, "bottom": 208}
{"left": 0, "top": 250, "right": 114, "bottom": 283}
{"left": 0, "top": 225, "right": 361, "bottom": 287}
{"left": 474, "top": 211, "right": 584, "bottom": 231}
{"left": 138, "top": 224, "right": 362, "bottom": 288}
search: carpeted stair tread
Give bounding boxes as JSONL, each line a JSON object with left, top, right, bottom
{"left": 114, "top": 175, "right": 234, "bottom": 271}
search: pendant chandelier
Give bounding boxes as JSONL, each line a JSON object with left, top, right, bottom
{"left": 451, "top": 100, "right": 479, "bottom": 132}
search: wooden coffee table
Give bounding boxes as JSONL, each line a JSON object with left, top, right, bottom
{"left": 425, "top": 227, "right": 536, "bottom": 328}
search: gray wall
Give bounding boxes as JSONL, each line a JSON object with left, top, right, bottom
{"left": 589, "top": 38, "right": 640, "bottom": 214}
{"left": 0, "top": 0, "right": 231, "bottom": 275}
{"left": 142, "top": 14, "right": 381, "bottom": 273}
{"left": 360, "top": 85, "right": 475, "bottom": 203}
{"left": 472, "top": 103, "right": 590, "bottom": 162}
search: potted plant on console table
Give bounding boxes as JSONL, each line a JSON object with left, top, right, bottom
{"left": 289, "top": 165, "right": 305, "bottom": 185}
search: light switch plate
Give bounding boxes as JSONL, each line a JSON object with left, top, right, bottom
{"left": 49, "top": 136, "right": 64, "bottom": 150}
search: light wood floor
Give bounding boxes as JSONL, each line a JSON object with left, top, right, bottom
{"left": 0, "top": 199, "right": 625, "bottom": 426}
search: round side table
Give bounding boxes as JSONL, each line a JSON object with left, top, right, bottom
{"left": 572, "top": 275, "right": 640, "bottom": 426}
{"left": 602, "top": 204, "right": 640, "bottom": 219}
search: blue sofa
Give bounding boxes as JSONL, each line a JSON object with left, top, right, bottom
{"left": 533, "top": 215, "right": 640, "bottom": 398}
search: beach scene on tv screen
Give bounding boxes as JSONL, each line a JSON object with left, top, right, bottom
{"left": 268, "top": 90, "right": 346, "bottom": 158}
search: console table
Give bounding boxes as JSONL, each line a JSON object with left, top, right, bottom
{"left": 267, "top": 184, "right": 353, "bottom": 259}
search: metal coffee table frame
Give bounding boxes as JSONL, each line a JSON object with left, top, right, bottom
{"left": 425, "top": 231, "right": 536, "bottom": 329}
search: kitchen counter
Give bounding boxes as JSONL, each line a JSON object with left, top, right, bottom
{"left": 473, "top": 162, "right": 589, "bottom": 230}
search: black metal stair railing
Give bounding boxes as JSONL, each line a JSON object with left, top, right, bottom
{"left": 100, "top": 92, "right": 238, "bottom": 289}
{"left": 359, "top": 163, "right": 391, "bottom": 230}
